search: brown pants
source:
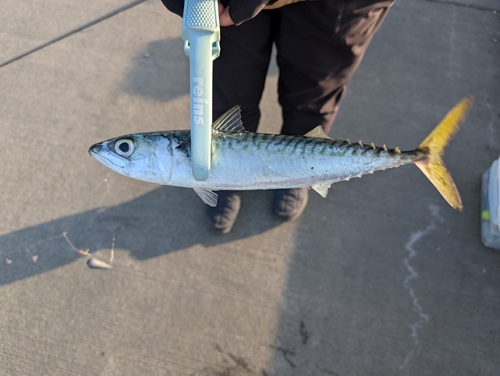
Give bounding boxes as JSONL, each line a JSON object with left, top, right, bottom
{"left": 213, "top": 0, "right": 395, "bottom": 135}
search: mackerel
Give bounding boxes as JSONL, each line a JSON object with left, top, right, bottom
{"left": 89, "top": 97, "right": 473, "bottom": 209}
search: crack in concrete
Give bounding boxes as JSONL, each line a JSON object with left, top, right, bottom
{"left": 399, "top": 204, "right": 443, "bottom": 370}
{"left": 270, "top": 345, "right": 297, "bottom": 368}
{"left": 0, "top": 0, "right": 149, "bottom": 68}
{"left": 299, "top": 320, "right": 309, "bottom": 345}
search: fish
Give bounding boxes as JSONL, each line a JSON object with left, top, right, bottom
{"left": 89, "top": 96, "right": 473, "bottom": 210}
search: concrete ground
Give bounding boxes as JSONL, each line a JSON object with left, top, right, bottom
{"left": 1, "top": 0, "right": 499, "bottom": 375}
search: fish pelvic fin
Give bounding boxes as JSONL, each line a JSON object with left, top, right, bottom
{"left": 414, "top": 96, "right": 473, "bottom": 211}
{"left": 193, "top": 187, "right": 218, "bottom": 207}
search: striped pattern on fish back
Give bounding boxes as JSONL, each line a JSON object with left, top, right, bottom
{"left": 213, "top": 131, "right": 419, "bottom": 161}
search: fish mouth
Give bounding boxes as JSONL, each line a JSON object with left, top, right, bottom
{"left": 88, "top": 143, "right": 103, "bottom": 156}
{"left": 89, "top": 142, "right": 128, "bottom": 169}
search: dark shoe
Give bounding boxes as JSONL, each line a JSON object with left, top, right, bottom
{"left": 207, "top": 191, "right": 241, "bottom": 234}
{"left": 273, "top": 188, "right": 309, "bottom": 221}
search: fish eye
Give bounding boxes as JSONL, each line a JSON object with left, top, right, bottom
{"left": 114, "top": 138, "right": 135, "bottom": 158}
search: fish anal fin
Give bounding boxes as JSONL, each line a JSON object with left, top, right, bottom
{"left": 310, "top": 183, "right": 330, "bottom": 198}
{"left": 193, "top": 187, "right": 218, "bottom": 207}
{"left": 304, "top": 126, "right": 332, "bottom": 140}
{"left": 213, "top": 106, "right": 245, "bottom": 132}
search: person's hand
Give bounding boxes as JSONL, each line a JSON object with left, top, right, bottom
{"left": 218, "top": 0, "right": 270, "bottom": 26}
{"left": 218, "top": 2, "right": 234, "bottom": 26}
{"left": 160, "top": 0, "right": 270, "bottom": 27}
{"left": 160, "top": 0, "right": 234, "bottom": 25}
{"left": 160, "top": 0, "right": 184, "bottom": 18}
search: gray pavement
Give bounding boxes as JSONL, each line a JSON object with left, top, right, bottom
{"left": 1, "top": 0, "right": 499, "bottom": 375}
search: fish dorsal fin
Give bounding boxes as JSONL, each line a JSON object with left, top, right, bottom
{"left": 213, "top": 106, "right": 245, "bottom": 132}
{"left": 310, "top": 183, "right": 330, "bottom": 198}
{"left": 304, "top": 126, "right": 332, "bottom": 140}
{"left": 193, "top": 187, "right": 218, "bottom": 207}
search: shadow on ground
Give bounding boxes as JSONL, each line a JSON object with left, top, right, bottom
{"left": 121, "top": 37, "right": 279, "bottom": 103}
{"left": 122, "top": 37, "right": 189, "bottom": 102}
{"left": 0, "top": 187, "right": 283, "bottom": 286}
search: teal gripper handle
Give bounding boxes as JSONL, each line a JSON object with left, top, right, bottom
{"left": 182, "top": 0, "right": 221, "bottom": 181}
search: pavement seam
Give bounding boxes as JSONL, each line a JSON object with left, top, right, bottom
{"left": 0, "top": 0, "right": 149, "bottom": 69}
{"left": 421, "top": 0, "right": 499, "bottom": 12}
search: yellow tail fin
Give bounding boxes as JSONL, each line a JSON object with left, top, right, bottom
{"left": 414, "top": 96, "right": 474, "bottom": 211}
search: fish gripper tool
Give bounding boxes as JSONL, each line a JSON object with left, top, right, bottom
{"left": 182, "top": 0, "right": 221, "bottom": 181}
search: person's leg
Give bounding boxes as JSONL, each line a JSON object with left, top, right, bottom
{"left": 213, "top": 11, "right": 276, "bottom": 131}
{"left": 276, "top": 0, "right": 395, "bottom": 135}
{"left": 209, "top": 11, "right": 276, "bottom": 233}
{"left": 273, "top": 0, "right": 395, "bottom": 219}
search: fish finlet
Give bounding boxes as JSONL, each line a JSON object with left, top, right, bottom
{"left": 358, "top": 140, "right": 363, "bottom": 146}
{"left": 370, "top": 143, "right": 375, "bottom": 149}
{"left": 394, "top": 146, "right": 401, "bottom": 154}
{"left": 382, "top": 144, "right": 387, "bottom": 151}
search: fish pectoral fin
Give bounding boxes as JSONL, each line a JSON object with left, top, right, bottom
{"left": 310, "top": 183, "right": 330, "bottom": 198}
{"left": 193, "top": 187, "right": 218, "bottom": 207}
{"left": 176, "top": 139, "right": 191, "bottom": 156}
{"left": 212, "top": 106, "right": 246, "bottom": 132}
{"left": 304, "top": 126, "right": 332, "bottom": 140}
